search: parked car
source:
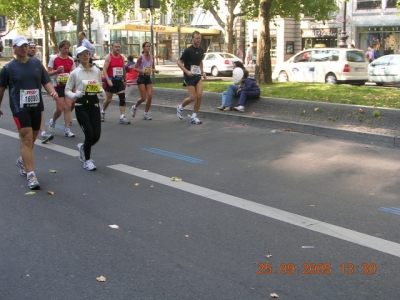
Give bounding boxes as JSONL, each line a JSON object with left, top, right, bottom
{"left": 203, "top": 52, "right": 242, "bottom": 76}
{"left": 368, "top": 54, "right": 400, "bottom": 86}
{"left": 272, "top": 48, "right": 369, "bottom": 85}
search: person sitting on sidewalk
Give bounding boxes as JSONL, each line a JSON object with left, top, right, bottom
{"left": 233, "top": 73, "right": 261, "bottom": 112}
{"left": 217, "top": 61, "right": 247, "bottom": 111}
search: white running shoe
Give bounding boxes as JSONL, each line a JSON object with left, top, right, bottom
{"left": 16, "top": 157, "right": 27, "bottom": 176}
{"left": 143, "top": 113, "right": 152, "bottom": 120}
{"left": 233, "top": 105, "right": 245, "bottom": 112}
{"left": 64, "top": 128, "right": 75, "bottom": 137}
{"left": 119, "top": 117, "right": 131, "bottom": 125}
{"left": 49, "top": 118, "right": 55, "bottom": 133}
{"left": 41, "top": 133, "right": 54, "bottom": 144}
{"left": 130, "top": 105, "right": 137, "bottom": 117}
{"left": 77, "top": 143, "right": 85, "bottom": 163}
{"left": 190, "top": 117, "right": 202, "bottom": 125}
{"left": 176, "top": 105, "right": 183, "bottom": 120}
{"left": 83, "top": 159, "right": 97, "bottom": 171}
{"left": 27, "top": 172, "right": 40, "bottom": 190}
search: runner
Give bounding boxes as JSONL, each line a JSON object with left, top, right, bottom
{"left": 130, "top": 42, "right": 159, "bottom": 120}
{"left": 65, "top": 46, "right": 104, "bottom": 171}
{"left": 27, "top": 41, "right": 53, "bottom": 144}
{"left": 101, "top": 41, "right": 130, "bottom": 124}
{"left": 0, "top": 36, "right": 59, "bottom": 190}
{"left": 47, "top": 40, "right": 76, "bottom": 137}
{"left": 176, "top": 31, "right": 207, "bottom": 125}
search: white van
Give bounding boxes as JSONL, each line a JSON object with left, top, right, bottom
{"left": 272, "top": 48, "right": 368, "bottom": 85}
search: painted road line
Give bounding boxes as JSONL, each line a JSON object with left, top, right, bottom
{"left": 0, "top": 128, "right": 78, "bottom": 157}
{"left": 141, "top": 147, "right": 204, "bottom": 164}
{"left": 379, "top": 207, "right": 400, "bottom": 216}
{"left": 108, "top": 163, "right": 400, "bottom": 258}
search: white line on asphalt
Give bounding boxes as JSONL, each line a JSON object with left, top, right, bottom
{"left": 3, "top": 127, "right": 400, "bottom": 258}
{"left": 0, "top": 128, "right": 79, "bottom": 157}
{"left": 109, "top": 163, "right": 400, "bottom": 258}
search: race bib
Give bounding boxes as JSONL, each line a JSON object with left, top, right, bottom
{"left": 112, "top": 67, "right": 123, "bottom": 78}
{"left": 20, "top": 89, "right": 40, "bottom": 108}
{"left": 191, "top": 65, "right": 202, "bottom": 75}
{"left": 143, "top": 66, "right": 152, "bottom": 74}
{"left": 82, "top": 80, "right": 101, "bottom": 94}
{"left": 57, "top": 73, "right": 69, "bottom": 85}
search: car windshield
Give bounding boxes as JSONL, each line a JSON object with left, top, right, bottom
{"left": 346, "top": 51, "right": 366, "bottom": 62}
{"left": 220, "top": 53, "right": 236, "bottom": 58}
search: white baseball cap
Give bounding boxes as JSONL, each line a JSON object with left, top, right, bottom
{"left": 13, "top": 36, "right": 29, "bottom": 47}
{"left": 76, "top": 46, "right": 89, "bottom": 56}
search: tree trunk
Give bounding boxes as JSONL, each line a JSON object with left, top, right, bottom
{"left": 38, "top": 0, "right": 49, "bottom": 68}
{"left": 256, "top": 0, "right": 272, "bottom": 84}
{"left": 49, "top": 17, "right": 58, "bottom": 55}
{"left": 224, "top": 6, "right": 235, "bottom": 53}
{"left": 76, "top": 0, "right": 85, "bottom": 47}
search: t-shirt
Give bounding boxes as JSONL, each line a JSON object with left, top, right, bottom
{"left": 180, "top": 45, "right": 204, "bottom": 76}
{"left": 48, "top": 54, "right": 75, "bottom": 87}
{"left": 0, "top": 58, "right": 51, "bottom": 114}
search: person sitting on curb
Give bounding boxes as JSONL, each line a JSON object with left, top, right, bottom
{"left": 233, "top": 72, "right": 261, "bottom": 112}
{"left": 217, "top": 61, "right": 246, "bottom": 111}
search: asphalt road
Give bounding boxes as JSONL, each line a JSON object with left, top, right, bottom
{"left": 1, "top": 94, "right": 400, "bottom": 299}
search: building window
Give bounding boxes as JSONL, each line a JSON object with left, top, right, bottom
{"left": 357, "top": 0, "right": 382, "bottom": 9}
{"left": 386, "top": 0, "right": 396, "bottom": 8}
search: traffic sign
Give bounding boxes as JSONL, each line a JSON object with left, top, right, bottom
{"left": 0, "top": 16, "right": 6, "bottom": 31}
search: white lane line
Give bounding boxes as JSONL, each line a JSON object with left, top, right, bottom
{"left": 108, "top": 163, "right": 400, "bottom": 258}
{"left": 0, "top": 128, "right": 79, "bottom": 157}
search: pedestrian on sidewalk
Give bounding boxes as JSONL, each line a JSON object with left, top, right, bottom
{"left": 101, "top": 41, "right": 130, "bottom": 124}
{"left": 130, "top": 42, "right": 159, "bottom": 120}
{"left": 236, "top": 45, "right": 243, "bottom": 62}
{"left": 65, "top": 46, "right": 105, "bottom": 171}
{"left": 0, "top": 36, "right": 59, "bottom": 190}
{"left": 217, "top": 61, "right": 247, "bottom": 111}
{"left": 234, "top": 73, "right": 261, "bottom": 112}
{"left": 47, "top": 40, "right": 76, "bottom": 138}
{"left": 176, "top": 30, "right": 207, "bottom": 125}
{"left": 246, "top": 44, "right": 253, "bottom": 67}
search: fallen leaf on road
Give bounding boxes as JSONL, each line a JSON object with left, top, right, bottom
{"left": 25, "top": 192, "right": 36, "bottom": 195}
{"left": 109, "top": 224, "right": 120, "bottom": 229}
{"left": 314, "top": 107, "right": 319, "bottom": 111}
{"left": 265, "top": 254, "right": 272, "bottom": 258}
{"left": 47, "top": 191, "right": 55, "bottom": 195}
{"left": 282, "top": 128, "right": 292, "bottom": 132}
{"left": 96, "top": 276, "right": 106, "bottom": 282}
{"left": 270, "top": 292, "right": 279, "bottom": 298}
{"left": 359, "top": 108, "right": 364, "bottom": 113}
{"left": 172, "top": 177, "right": 182, "bottom": 182}
{"left": 49, "top": 170, "right": 57, "bottom": 173}
{"left": 185, "top": 235, "right": 189, "bottom": 238}
{"left": 134, "top": 183, "right": 139, "bottom": 186}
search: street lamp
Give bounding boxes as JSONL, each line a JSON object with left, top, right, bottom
{"left": 338, "top": 0, "right": 348, "bottom": 48}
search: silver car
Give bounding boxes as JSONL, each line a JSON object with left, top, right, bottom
{"left": 368, "top": 54, "right": 400, "bottom": 86}
{"left": 203, "top": 52, "right": 242, "bottom": 76}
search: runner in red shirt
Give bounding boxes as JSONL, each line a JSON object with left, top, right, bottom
{"left": 48, "top": 40, "right": 76, "bottom": 137}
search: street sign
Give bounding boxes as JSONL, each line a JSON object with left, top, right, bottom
{"left": 0, "top": 16, "right": 6, "bottom": 31}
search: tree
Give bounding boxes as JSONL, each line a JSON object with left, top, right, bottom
{"left": 256, "top": 0, "right": 338, "bottom": 84}
{"left": 162, "top": 0, "right": 259, "bottom": 54}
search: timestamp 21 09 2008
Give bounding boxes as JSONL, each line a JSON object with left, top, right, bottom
{"left": 257, "top": 263, "right": 377, "bottom": 275}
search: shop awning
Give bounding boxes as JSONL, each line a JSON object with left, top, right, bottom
{"left": 107, "top": 23, "right": 220, "bottom": 35}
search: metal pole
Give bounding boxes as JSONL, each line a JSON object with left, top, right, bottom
{"left": 242, "top": 18, "right": 246, "bottom": 64}
{"left": 338, "top": 0, "right": 348, "bottom": 48}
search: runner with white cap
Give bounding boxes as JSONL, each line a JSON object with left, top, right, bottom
{"left": 0, "top": 36, "right": 59, "bottom": 189}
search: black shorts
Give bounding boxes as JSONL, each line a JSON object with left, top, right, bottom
{"left": 56, "top": 86, "right": 66, "bottom": 97}
{"left": 136, "top": 76, "right": 153, "bottom": 85}
{"left": 105, "top": 80, "right": 125, "bottom": 94}
{"left": 183, "top": 75, "right": 202, "bottom": 87}
{"left": 13, "top": 110, "right": 42, "bottom": 131}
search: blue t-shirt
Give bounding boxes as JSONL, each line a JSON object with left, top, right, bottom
{"left": 0, "top": 58, "right": 50, "bottom": 114}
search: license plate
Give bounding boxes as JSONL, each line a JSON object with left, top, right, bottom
{"left": 355, "top": 68, "right": 364, "bottom": 72}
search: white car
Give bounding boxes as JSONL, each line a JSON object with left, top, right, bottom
{"left": 203, "top": 52, "right": 242, "bottom": 76}
{"left": 368, "top": 54, "right": 400, "bottom": 86}
{"left": 272, "top": 48, "right": 369, "bottom": 85}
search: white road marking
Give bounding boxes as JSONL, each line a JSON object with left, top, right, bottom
{"left": 0, "top": 128, "right": 79, "bottom": 157}
{"left": 109, "top": 163, "right": 400, "bottom": 258}
{"left": 3, "top": 127, "right": 400, "bottom": 258}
